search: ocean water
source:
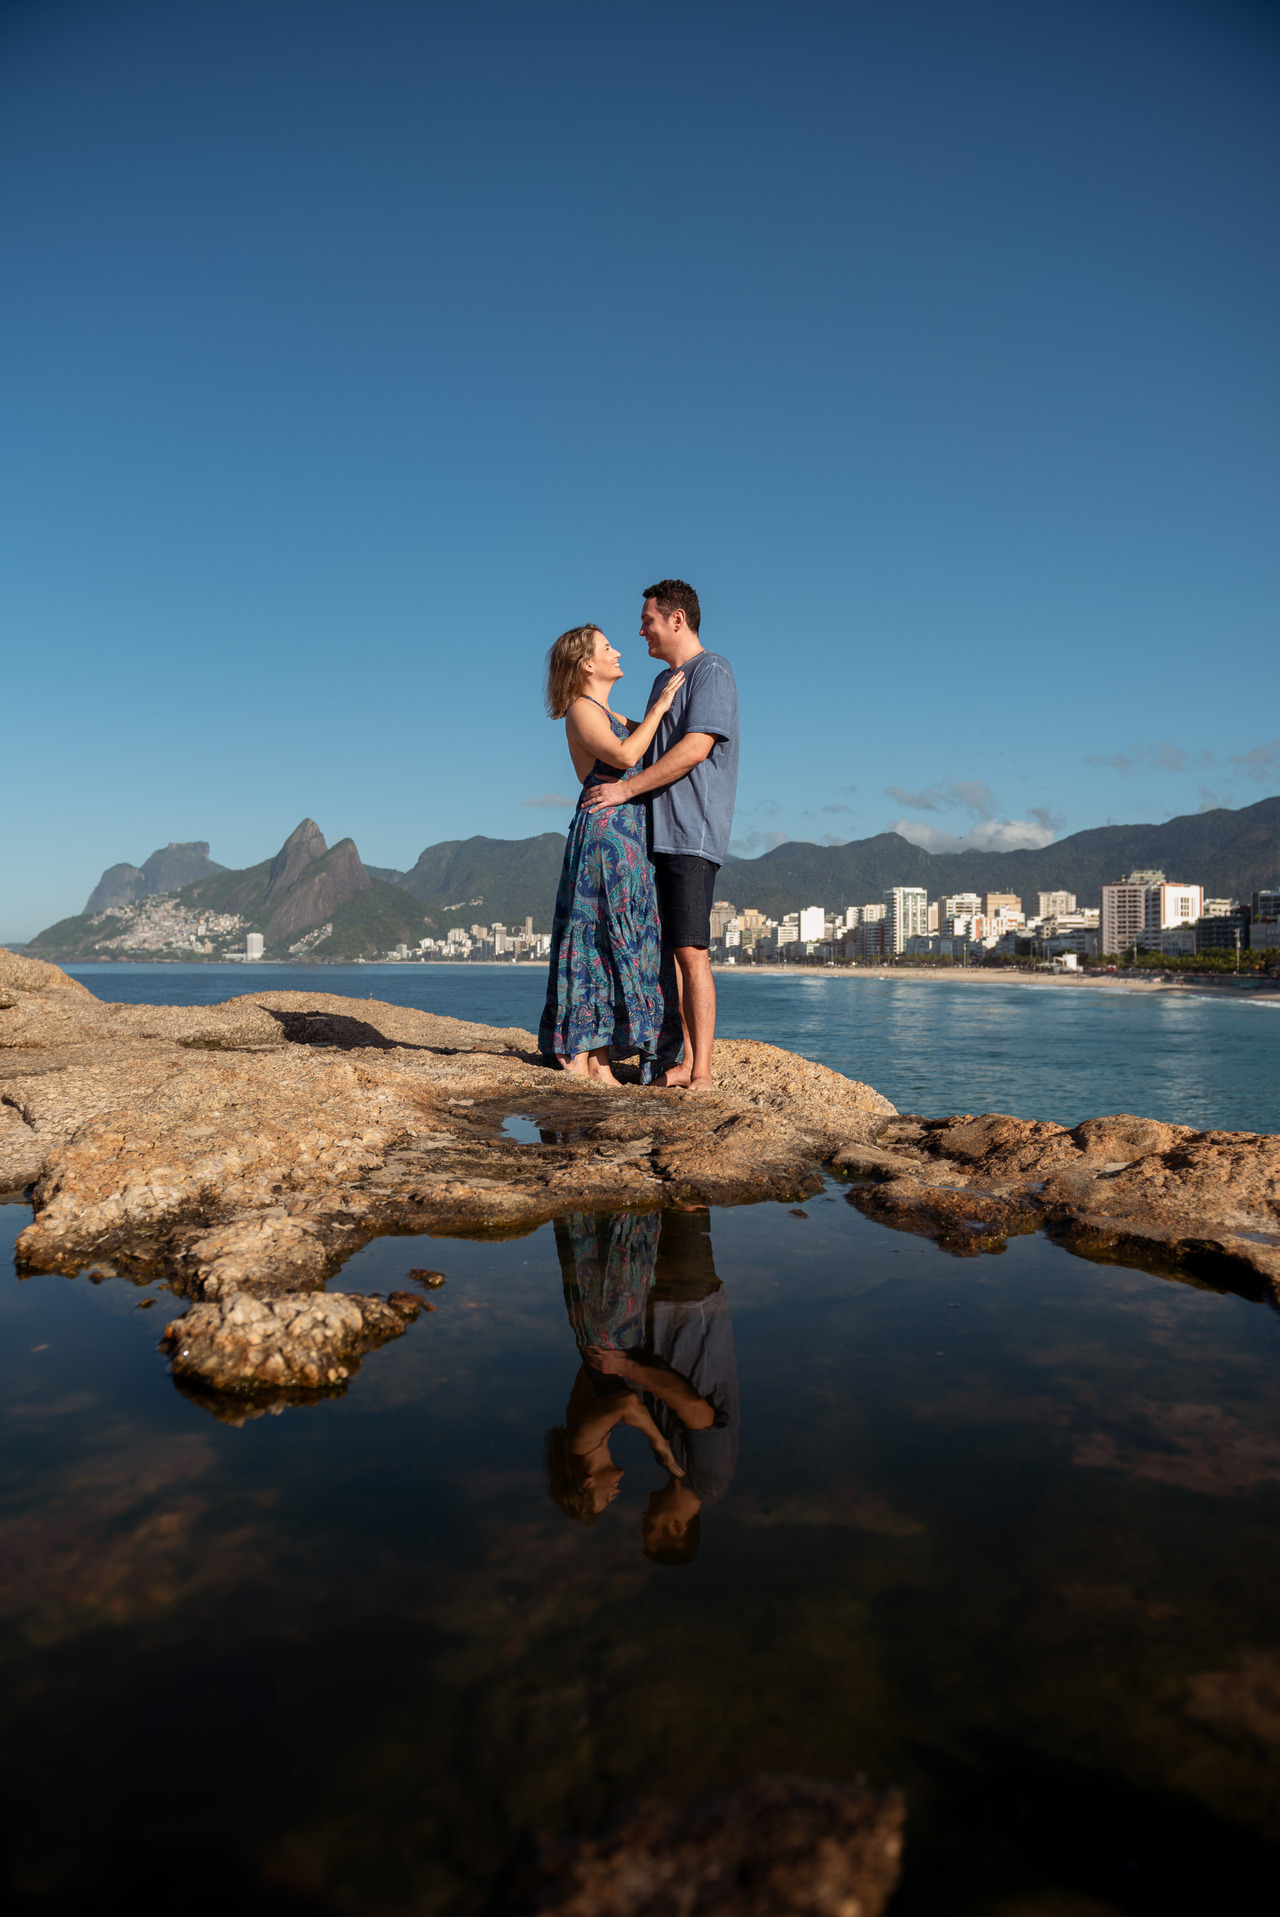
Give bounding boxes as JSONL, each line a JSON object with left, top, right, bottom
{"left": 3, "top": 1189, "right": 1278, "bottom": 1913}
{"left": 67, "top": 961, "right": 1280, "bottom": 1134}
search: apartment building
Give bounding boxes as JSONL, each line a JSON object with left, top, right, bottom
{"left": 1100, "top": 871, "right": 1203, "bottom": 954}
{"left": 884, "top": 886, "right": 929, "bottom": 955}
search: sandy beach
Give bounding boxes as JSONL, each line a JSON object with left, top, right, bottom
{"left": 712, "top": 963, "right": 1279, "bottom": 998}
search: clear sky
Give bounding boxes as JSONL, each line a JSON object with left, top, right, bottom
{"left": 3, "top": 0, "right": 1277, "bottom": 937}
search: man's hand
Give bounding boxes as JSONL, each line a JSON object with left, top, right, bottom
{"left": 582, "top": 731, "right": 717, "bottom": 811}
{"left": 586, "top": 1345, "right": 637, "bottom": 1377}
{"left": 581, "top": 781, "right": 628, "bottom": 812}
{"left": 648, "top": 1434, "right": 685, "bottom": 1478}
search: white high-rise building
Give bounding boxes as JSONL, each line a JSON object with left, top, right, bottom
{"left": 942, "top": 893, "right": 983, "bottom": 922}
{"left": 245, "top": 932, "right": 264, "bottom": 961}
{"left": 884, "top": 887, "right": 929, "bottom": 955}
{"left": 1148, "top": 883, "right": 1203, "bottom": 933}
{"left": 798, "top": 905, "right": 826, "bottom": 943}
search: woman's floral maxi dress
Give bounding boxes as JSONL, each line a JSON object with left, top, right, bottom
{"left": 538, "top": 709, "right": 674, "bottom": 1074}
{"left": 554, "top": 1210, "right": 661, "bottom": 1353}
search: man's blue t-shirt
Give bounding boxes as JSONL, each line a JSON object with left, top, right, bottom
{"left": 644, "top": 649, "right": 739, "bottom": 868}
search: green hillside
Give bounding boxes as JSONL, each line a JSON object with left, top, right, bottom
{"left": 178, "top": 859, "right": 273, "bottom": 919}
{"left": 395, "top": 833, "right": 566, "bottom": 931}
{"left": 307, "top": 882, "right": 437, "bottom": 960}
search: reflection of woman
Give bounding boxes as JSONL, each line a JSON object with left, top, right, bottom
{"left": 538, "top": 625, "right": 684, "bottom": 1083}
{"left": 544, "top": 1212, "right": 683, "bottom": 1525}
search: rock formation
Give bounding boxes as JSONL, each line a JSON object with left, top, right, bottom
{"left": 84, "top": 840, "right": 226, "bottom": 913}
{"left": 529, "top": 1775, "right": 905, "bottom": 1917}
{"left": 263, "top": 836, "right": 371, "bottom": 944}
{"left": 834, "top": 1110, "right": 1280, "bottom": 1291}
{"left": 0, "top": 948, "right": 892, "bottom": 1411}
{"left": 3, "top": 947, "right": 1277, "bottom": 1417}
{"left": 263, "top": 816, "right": 328, "bottom": 903}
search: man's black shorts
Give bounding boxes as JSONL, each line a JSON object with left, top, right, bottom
{"left": 653, "top": 853, "right": 718, "bottom": 949}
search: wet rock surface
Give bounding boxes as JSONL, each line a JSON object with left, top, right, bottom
{"left": 0, "top": 951, "right": 891, "bottom": 1404}
{"left": 528, "top": 1775, "right": 905, "bottom": 1917}
{"left": 159, "top": 1287, "right": 421, "bottom": 1394}
{"left": 839, "top": 1109, "right": 1280, "bottom": 1291}
{"left": 5, "top": 949, "right": 1278, "bottom": 1410}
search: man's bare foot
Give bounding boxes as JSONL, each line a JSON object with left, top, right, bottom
{"left": 653, "top": 1065, "right": 692, "bottom": 1088}
{"left": 688, "top": 1075, "right": 715, "bottom": 1090}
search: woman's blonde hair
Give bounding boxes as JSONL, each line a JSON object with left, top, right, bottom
{"left": 545, "top": 624, "right": 602, "bottom": 719}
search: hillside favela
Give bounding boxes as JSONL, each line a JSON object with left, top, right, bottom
{"left": 23, "top": 795, "right": 1280, "bottom": 977}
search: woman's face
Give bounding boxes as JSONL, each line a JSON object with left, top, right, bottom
{"left": 582, "top": 1459, "right": 624, "bottom": 1510}
{"left": 586, "top": 631, "right": 623, "bottom": 683}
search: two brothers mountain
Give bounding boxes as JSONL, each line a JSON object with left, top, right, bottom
{"left": 28, "top": 819, "right": 566, "bottom": 963}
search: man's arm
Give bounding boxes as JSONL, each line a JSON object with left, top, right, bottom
{"left": 580, "top": 732, "right": 716, "bottom": 810}
{"left": 586, "top": 1348, "right": 716, "bottom": 1429}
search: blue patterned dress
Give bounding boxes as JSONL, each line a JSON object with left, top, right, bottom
{"left": 554, "top": 1210, "right": 661, "bottom": 1353}
{"left": 539, "top": 706, "right": 676, "bottom": 1072}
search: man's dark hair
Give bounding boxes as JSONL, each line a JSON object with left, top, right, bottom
{"left": 643, "top": 1513, "right": 701, "bottom": 1567}
{"left": 643, "top": 578, "right": 701, "bottom": 634}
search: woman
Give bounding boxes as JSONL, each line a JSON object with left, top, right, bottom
{"left": 538, "top": 624, "right": 683, "bottom": 1081}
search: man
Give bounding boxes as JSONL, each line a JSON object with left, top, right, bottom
{"left": 582, "top": 578, "right": 739, "bottom": 1088}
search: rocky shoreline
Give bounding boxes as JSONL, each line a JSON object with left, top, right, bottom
{"left": 3, "top": 949, "right": 1278, "bottom": 1413}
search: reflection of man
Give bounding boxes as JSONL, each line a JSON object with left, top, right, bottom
{"left": 588, "top": 1207, "right": 738, "bottom": 1567}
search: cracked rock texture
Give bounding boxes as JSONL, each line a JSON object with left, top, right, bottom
{"left": 837, "top": 1110, "right": 1280, "bottom": 1291}
{"left": 160, "top": 1288, "right": 421, "bottom": 1392}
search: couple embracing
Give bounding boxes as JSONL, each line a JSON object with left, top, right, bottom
{"left": 538, "top": 578, "right": 738, "bottom": 1089}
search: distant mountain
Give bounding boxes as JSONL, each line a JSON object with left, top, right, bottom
{"left": 716, "top": 796, "right": 1280, "bottom": 916}
{"left": 29, "top": 820, "right": 432, "bottom": 964}
{"left": 85, "top": 840, "right": 226, "bottom": 913}
{"left": 26, "top": 796, "right": 1279, "bottom": 964}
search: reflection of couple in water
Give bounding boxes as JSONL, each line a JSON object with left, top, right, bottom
{"left": 545, "top": 1208, "right": 738, "bottom": 1566}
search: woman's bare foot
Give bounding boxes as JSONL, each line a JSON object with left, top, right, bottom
{"left": 586, "top": 1046, "right": 620, "bottom": 1085}
{"left": 557, "top": 1052, "right": 590, "bottom": 1076}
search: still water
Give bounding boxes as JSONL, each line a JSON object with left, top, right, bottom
{"left": 3, "top": 1185, "right": 1279, "bottom": 1914}
{"left": 66, "top": 961, "right": 1280, "bottom": 1135}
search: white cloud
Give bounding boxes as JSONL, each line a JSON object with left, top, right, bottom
{"left": 884, "top": 777, "right": 999, "bottom": 820}
{"left": 1084, "top": 741, "right": 1214, "bottom": 775}
{"left": 890, "top": 816, "right": 1057, "bottom": 854}
{"left": 520, "top": 793, "right": 575, "bottom": 809}
{"left": 1226, "top": 739, "right": 1280, "bottom": 783}
{"left": 730, "top": 828, "right": 788, "bottom": 858}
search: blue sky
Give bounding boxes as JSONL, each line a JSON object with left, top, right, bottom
{"left": 3, "top": 0, "right": 1277, "bottom": 936}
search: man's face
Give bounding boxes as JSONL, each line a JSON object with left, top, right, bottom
{"left": 640, "top": 597, "right": 683, "bottom": 662}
